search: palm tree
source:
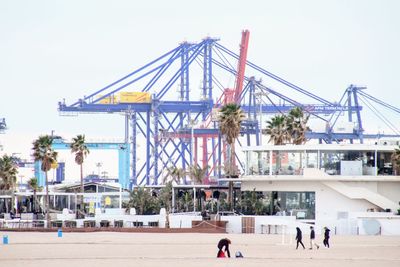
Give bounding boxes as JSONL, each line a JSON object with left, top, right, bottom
{"left": 0, "top": 154, "right": 18, "bottom": 213}
{"left": 218, "top": 103, "right": 246, "bottom": 209}
{"left": 265, "top": 108, "right": 310, "bottom": 173}
{"left": 265, "top": 115, "right": 288, "bottom": 174}
{"left": 188, "top": 165, "right": 207, "bottom": 185}
{"left": 287, "top": 107, "right": 310, "bottom": 145}
{"left": 162, "top": 166, "right": 185, "bottom": 213}
{"left": 70, "top": 134, "right": 90, "bottom": 209}
{"left": 177, "top": 191, "right": 193, "bottom": 212}
{"left": 391, "top": 146, "right": 400, "bottom": 175}
{"left": 265, "top": 108, "right": 310, "bottom": 145}
{"left": 126, "top": 187, "right": 157, "bottom": 215}
{"left": 32, "top": 135, "right": 58, "bottom": 228}
{"left": 241, "top": 189, "right": 266, "bottom": 215}
{"left": 27, "top": 177, "right": 41, "bottom": 213}
{"left": 265, "top": 114, "right": 289, "bottom": 145}
{"left": 188, "top": 164, "right": 208, "bottom": 212}
{"left": 158, "top": 181, "right": 173, "bottom": 219}
{"left": 164, "top": 166, "right": 185, "bottom": 185}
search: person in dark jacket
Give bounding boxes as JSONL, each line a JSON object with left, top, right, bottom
{"left": 323, "top": 227, "right": 331, "bottom": 248}
{"left": 217, "top": 238, "right": 231, "bottom": 258}
{"left": 295, "top": 227, "right": 305, "bottom": 249}
{"left": 309, "top": 226, "right": 320, "bottom": 249}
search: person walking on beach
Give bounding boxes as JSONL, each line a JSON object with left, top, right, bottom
{"left": 217, "top": 238, "right": 231, "bottom": 258}
{"left": 323, "top": 227, "right": 331, "bottom": 248}
{"left": 295, "top": 227, "right": 305, "bottom": 249}
{"left": 309, "top": 226, "right": 319, "bottom": 249}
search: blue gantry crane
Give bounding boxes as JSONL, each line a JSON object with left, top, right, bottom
{"left": 34, "top": 138, "right": 130, "bottom": 188}
{"left": 58, "top": 31, "right": 400, "bottom": 187}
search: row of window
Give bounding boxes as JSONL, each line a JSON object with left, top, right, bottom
{"left": 246, "top": 150, "right": 395, "bottom": 176}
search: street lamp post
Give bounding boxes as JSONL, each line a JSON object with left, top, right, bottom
{"left": 191, "top": 125, "right": 194, "bottom": 166}
{"left": 96, "top": 162, "right": 102, "bottom": 177}
{"left": 19, "top": 175, "right": 24, "bottom": 190}
{"left": 255, "top": 90, "right": 269, "bottom": 146}
{"left": 259, "top": 98, "right": 262, "bottom": 145}
{"left": 159, "top": 129, "right": 167, "bottom": 182}
{"left": 255, "top": 92, "right": 263, "bottom": 146}
{"left": 188, "top": 119, "right": 197, "bottom": 166}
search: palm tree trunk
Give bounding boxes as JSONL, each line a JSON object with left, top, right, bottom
{"left": 228, "top": 181, "right": 233, "bottom": 211}
{"left": 165, "top": 210, "right": 170, "bottom": 228}
{"left": 11, "top": 189, "right": 15, "bottom": 215}
{"left": 228, "top": 142, "right": 235, "bottom": 211}
{"left": 45, "top": 171, "right": 50, "bottom": 228}
{"left": 80, "top": 163, "right": 84, "bottom": 210}
{"left": 231, "top": 143, "right": 235, "bottom": 176}
{"left": 33, "top": 190, "right": 37, "bottom": 213}
{"left": 5, "top": 196, "right": 9, "bottom": 213}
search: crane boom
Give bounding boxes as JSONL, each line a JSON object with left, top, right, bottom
{"left": 234, "top": 30, "right": 250, "bottom": 103}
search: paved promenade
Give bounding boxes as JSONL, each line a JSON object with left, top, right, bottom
{"left": 1, "top": 232, "right": 399, "bottom": 267}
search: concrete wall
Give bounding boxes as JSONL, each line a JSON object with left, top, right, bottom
{"left": 168, "top": 214, "right": 202, "bottom": 228}
{"left": 92, "top": 214, "right": 161, "bottom": 227}
{"left": 377, "top": 182, "right": 400, "bottom": 204}
{"left": 343, "top": 182, "right": 378, "bottom": 192}
{"left": 220, "top": 213, "right": 400, "bottom": 236}
{"left": 222, "top": 216, "right": 241, "bottom": 233}
{"left": 254, "top": 216, "right": 298, "bottom": 234}
{"left": 349, "top": 212, "right": 400, "bottom": 235}
{"left": 222, "top": 215, "right": 302, "bottom": 235}
{"left": 372, "top": 218, "right": 400, "bottom": 235}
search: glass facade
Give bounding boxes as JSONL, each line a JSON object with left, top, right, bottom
{"left": 246, "top": 148, "right": 395, "bottom": 176}
{"left": 49, "top": 195, "right": 69, "bottom": 211}
{"left": 246, "top": 151, "right": 270, "bottom": 175}
{"left": 272, "top": 151, "right": 305, "bottom": 175}
{"left": 2, "top": 193, "right": 128, "bottom": 215}
{"left": 101, "top": 195, "right": 121, "bottom": 209}
{"left": 377, "top": 152, "right": 394, "bottom": 175}
{"left": 0, "top": 198, "right": 12, "bottom": 213}
{"left": 238, "top": 190, "right": 315, "bottom": 219}
{"left": 277, "top": 191, "right": 315, "bottom": 219}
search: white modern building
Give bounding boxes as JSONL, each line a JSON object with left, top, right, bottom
{"left": 233, "top": 143, "right": 400, "bottom": 235}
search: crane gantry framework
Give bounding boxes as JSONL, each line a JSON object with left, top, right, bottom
{"left": 0, "top": 118, "right": 6, "bottom": 133}
{"left": 58, "top": 31, "right": 400, "bottom": 188}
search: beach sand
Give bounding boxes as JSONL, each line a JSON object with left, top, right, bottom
{"left": 1, "top": 231, "right": 399, "bottom": 267}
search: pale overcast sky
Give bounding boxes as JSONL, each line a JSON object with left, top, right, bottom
{"left": 1, "top": 0, "right": 400, "bottom": 180}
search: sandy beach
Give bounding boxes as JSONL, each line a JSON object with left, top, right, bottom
{"left": 1, "top": 231, "right": 399, "bottom": 267}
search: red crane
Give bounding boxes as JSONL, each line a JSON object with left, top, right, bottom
{"left": 217, "top": 30, "right": 251, "bottom": 178}
{"left": 234, "top": 29, "right": 250, "bottom": 103}
{"left": 166, "top": 31, "right": 251, "bottom": 182}
{"left": 223, "top": 30, "right": 250, "bottom": 104}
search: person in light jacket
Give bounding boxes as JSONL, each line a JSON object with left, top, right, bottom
{"left": 309, "top": 226, "right": 320, "bottom": 250}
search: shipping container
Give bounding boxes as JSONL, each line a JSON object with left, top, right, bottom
{"left": 96, "top": 95, "right": 117, "bottom": 104}
{"left": 119, "top": 92, "right": 151, "bottom": 103}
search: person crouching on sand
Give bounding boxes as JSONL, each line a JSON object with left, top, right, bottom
{"left": 217, "top": 238, "right": 231, "bottom": 258}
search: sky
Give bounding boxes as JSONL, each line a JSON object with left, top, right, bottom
{"left": 1, "top": 0, "right": 400, "bottom": 181}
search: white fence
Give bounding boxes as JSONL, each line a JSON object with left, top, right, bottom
{"left": 2, "top": 209, "right": 400, "bottom": 235}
